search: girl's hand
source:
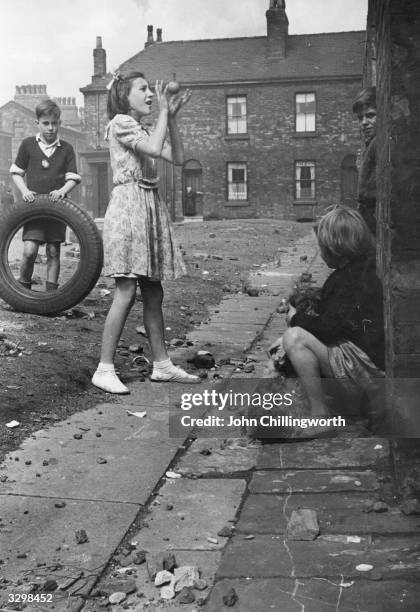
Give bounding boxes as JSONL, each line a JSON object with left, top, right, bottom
{"left": 286, "top": 305, "right": 297, "bottom": 326}
{"left": 155, "top": 80, "right": 169, "bottom": 113}
{"left": 167, "top": 89, "right": 192, "bottom": 118}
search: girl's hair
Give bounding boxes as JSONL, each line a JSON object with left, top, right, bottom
{"left": 316, "top": 206, "right": 374, "bottom": 261}
{"left": 352, "top": 86, "right": 376, "bottom": 114}
{"left": 107, "top": 70, "right": 146, "bottom": 119}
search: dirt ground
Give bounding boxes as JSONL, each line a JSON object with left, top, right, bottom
{"left": 0, "top": 219, "right": 309, "bottom": 461}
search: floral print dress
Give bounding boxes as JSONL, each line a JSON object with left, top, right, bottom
{"left": 102, "top": 114, "right": 186, "bottom": 280}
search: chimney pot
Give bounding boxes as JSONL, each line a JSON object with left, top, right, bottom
{"left": 156, "top": 28, "right": 162, "bottom": 43}
{"left": 145, "top": 25, "right": 154, "bottom": 47}
{"left": 93, "top": 36, "right": 107, "bottom": 76}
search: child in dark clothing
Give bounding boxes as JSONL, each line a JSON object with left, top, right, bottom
{"left": 353, "top": 86, "right": 377, "bottom": 235}
{"left": 280, "top": 207, "right": 384, "bottom": 434}
{"left": 10, "top": 99, "right": 81, "bottom": 290}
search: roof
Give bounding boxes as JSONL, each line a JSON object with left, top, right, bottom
{"left": 0, "top": 100, "right": 85, "bottom": 137}
{"left": 119, "top": 30, "right": 365, "bottom": 85}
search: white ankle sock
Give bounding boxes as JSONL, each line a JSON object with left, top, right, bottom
{"left": 152, "top": 358, "right": 173, "bottom": 373}
{"left": 96, "top": 362, "right": 115, "bottom": 373}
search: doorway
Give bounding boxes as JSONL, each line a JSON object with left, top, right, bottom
{"left": 182, "top": 159, "right": 203, "bottom": 218}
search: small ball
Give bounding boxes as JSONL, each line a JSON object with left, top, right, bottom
{"left": 167, "top": 81, "right": 180, "bottom": 94}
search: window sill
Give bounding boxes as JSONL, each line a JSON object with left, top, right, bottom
{"left": 293, "top": 132, "right": 318, "bottom": 138}
{"left": 224, "top": 134, "right": 250, "bottom": 141}
{"left": 224, "top": 200, "right": 250, "bottom": 207}
{"left": 293, "top": 200, "right": 317, "bottom": 206}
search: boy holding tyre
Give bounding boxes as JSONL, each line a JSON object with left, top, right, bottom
{"left": 10, "top": 99, "right": 81, "bottom": 290}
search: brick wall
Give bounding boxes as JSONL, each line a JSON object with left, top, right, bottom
{"left": 82, "top": 78, "right": 361, "bottom": 221}
{"left": 372, "top": 0, "right": 420, "bottom": 436}
{"left": 177, "top": 80, "right": 361, "bottom": 220}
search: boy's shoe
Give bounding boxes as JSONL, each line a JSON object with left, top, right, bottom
{"left": 150, "top": 366, "right": 201, "bottom": 384}
{"left": 92, "top": 370, "right": 130, "bottom": 394}
{"left": 19, "top": 280, "right": 32, "bottom": 290}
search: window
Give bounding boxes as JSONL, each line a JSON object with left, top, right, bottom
{"left": 295, "top": 161, "right": 315, "bottom": 200}
{"left": 227, "top": 163, "right": 247, "bottom": 200}
{"left": 295, "top": 93, "right": 316, "bottom": 132}
{"left": 227, "top": 96, "right": 247, "bottom": 134}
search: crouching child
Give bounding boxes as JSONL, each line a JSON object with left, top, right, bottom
{"left": 277, "top": 206, "right": 384, "bottom": 436}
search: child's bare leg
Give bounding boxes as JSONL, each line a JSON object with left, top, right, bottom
{"left": 92, "top": 278, "right": 136, "bottom": 394}
{"left": 19, "top": 240, "right": 38, "bottom": 285}
{"left": 140, "top": 278, "right": 200, "bottom": 383}
{"left": 100, "top": 278, "right": 137, "bottom": 363}
{"left": 46, "top": 242, "right": 61, "bottom": 287}
{"left": 283, "top": 326, "right": 333, "bottom": 417}
{"left": 139, "top": 278, "right": 168, "bottom": 362}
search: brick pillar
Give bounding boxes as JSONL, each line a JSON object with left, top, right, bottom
{"left": 373, "top": 0, "right": 420, "bottom": 439}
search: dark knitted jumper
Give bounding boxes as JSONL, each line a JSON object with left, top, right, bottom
{"left": 291, "top": 256, "right": 385, "bottom": 370}
{"left": 14, "top": 137, "right": 78, "bottom": 193}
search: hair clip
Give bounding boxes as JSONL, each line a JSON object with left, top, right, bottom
{"left": 107, "top": 70, "right": 122, "bottom": 90}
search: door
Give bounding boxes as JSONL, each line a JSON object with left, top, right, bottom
{"left": 182, "top": 160, "right": 203, "bottom": 217}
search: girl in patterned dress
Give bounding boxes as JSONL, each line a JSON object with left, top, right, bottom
{"left": 92, "top": 70, "right": 200, "bottom": 394}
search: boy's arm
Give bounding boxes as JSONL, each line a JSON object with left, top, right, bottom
{"left": 11, "top": 174, "right": 36, "bottom": 202}
{"left": 49, "top": 179, "right": 78, "bottom": 201}
{"left": 10, "top": 140, "right": 36, "bottom": 202}
{"left": 49, "top": 144, "right": 81, "bottom": 201}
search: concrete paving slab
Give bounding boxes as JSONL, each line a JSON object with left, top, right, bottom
{"left": 0, "top": 495, "right": 139, "bottom": 610}
{"left": 174, "top": 438, "right": 261, "bottom": 475}
{"left": 205, "top": 577, "right": 420, "bottom": 612}
{"left": 28, "top": 403, "right": 172, "bottom": 442}
{"left": 130, "top": 479, "right": 246, "bottom": 551}
{"left": 249, "top": 470, "right": 379, "bottom": 493}
{"left": 237, "top": 493, "right": 420, "bottom": 535}
{"left": 93, "top": 551, "right": 221, "bottom": 612}
{"left": 0, "top": 410, "right": 181, "bottom": 504}
{"left": 209, "top": 312, "right": 274, "bottom": 324}
{"left": 257, "top": 437, "right": 389, "bottom": 469}
{"left": 216, "top": 534, "right": 420, "bottom": 579}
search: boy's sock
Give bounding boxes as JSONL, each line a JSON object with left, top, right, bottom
{"left": 151, "top": 358, "right": 200, "bottom": 384}
{"left": 92, "top": 362, "right": 130, "bottom": 394}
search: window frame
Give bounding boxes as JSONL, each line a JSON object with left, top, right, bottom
{"left": 226, "top": 95, "right": 248, "bottom": 135}
{"left": 295, "top": 160, "right": 316, "bottom": 201}
{"left": 226, "top": 161, "right": 248, "bottom": 202}
{"left": 295, "top": 92, "right": 316, "bottom": 133}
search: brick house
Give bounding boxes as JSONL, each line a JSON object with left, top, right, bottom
{"left": 81, "top": 0, "right": 365, "bottom": 221}
{"left": 0, "top": 85, "right": 87, "bottom": 203}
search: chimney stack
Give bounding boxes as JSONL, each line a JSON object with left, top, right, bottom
{"left": 145, "top": 25, "right": 154, "bottom": 48}
{"left": 156, "top": 28, "right": 163, "bottom": 43}
{"left": 93, "top": 36, "right": 107, "bottom": 76}
{"left": 266, "top": 0, "right": 289, "bottom": 59}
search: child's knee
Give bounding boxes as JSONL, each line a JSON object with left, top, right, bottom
{"left": 283, "top": 326, "right": 304, "bottom": 353}
{"left": 46, "top": 243, "right": 60, "bottom": 259}
{"left": 22, "top": 243, "right": 38, "bottom": 263}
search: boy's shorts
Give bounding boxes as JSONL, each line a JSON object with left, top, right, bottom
{"left": 22, "top": 220, "right": 66, "bottom": 244}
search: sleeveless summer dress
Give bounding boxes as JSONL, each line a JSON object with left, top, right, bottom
{"left": 102, "top": 114, "right": 186, "bottom": 280}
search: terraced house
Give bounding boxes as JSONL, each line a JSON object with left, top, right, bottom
{"left": 80, "top": 0, "right": 365, "bottom": 221}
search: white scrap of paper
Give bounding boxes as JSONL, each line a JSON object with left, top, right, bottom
{"left": 6, "top": 420, "right": 20, "bottom": 428}
{"left": 126, "top": 410, "right": 147, "bottom": 418}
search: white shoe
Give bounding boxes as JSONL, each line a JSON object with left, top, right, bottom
{"left": 92, "top": 370, "right": 130, "bottom": 394}
{"left": 150, "top": 366, "right": 201, "bottom": 384}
